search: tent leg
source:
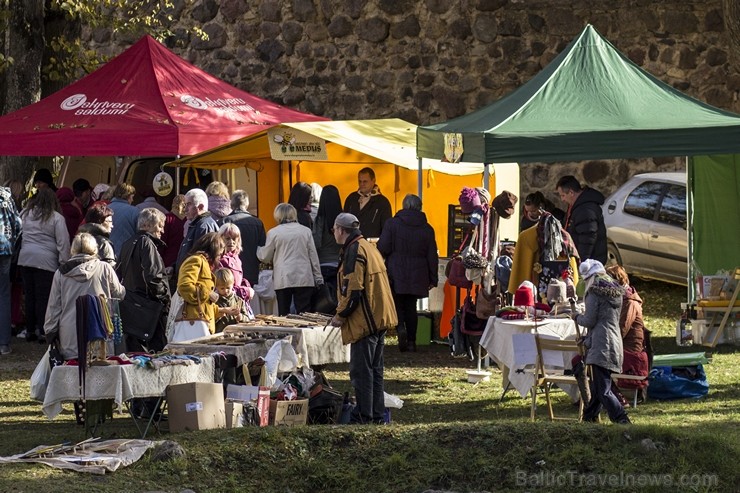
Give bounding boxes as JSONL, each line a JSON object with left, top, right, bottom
{"left": 417, "top": 157, "right": 423, "bottom": 202}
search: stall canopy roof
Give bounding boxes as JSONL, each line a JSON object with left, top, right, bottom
{"left": 0, "top": 35, "right": 326, "bottom": 157}
{"left": 171, "top": 118, "right": 497, "bottom": 175}
{"left": 417, "top": 24, "right": 740, "bottom": 163}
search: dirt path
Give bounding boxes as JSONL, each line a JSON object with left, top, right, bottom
{"left": 0, "top": 337, "right": 47, "bottom": 374}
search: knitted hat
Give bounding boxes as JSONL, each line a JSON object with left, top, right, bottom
{"left": 546, "top": 278, "right": 567, "bottom": 304}
{"left": 579, "top": 259, "right": 606, "bottom": 280}
{"left": 514, "top": 286, "right": 535, "bottom": 307}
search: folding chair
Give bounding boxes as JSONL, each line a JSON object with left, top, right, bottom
{"left": 611, "top": 329, "right": 653, "bottom": 408}
{"left": 530, "top": 335, "right": 584, "bottom": 422}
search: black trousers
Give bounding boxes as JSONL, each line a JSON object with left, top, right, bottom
{"left": 392, "top": 292, "right": 418, "bottom": 344}
{"left": 275, "top": 286, "right": 315, "bottom": 316}
{"left": 583, "top": 364, "right": 630, "bottom": 423}
{"left": 21, "top": 266, "right": 55, "bottom": 336}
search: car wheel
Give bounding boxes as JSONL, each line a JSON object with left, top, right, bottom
{"left": 606, "top": 242, "right": 622, "bottom": 267}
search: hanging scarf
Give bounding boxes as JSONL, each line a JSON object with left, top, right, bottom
{"left": 357, "top": 185, "right": 381, "bottom": 210}
{"left": 537, "top": 212, "right": 566, "bottom": 261}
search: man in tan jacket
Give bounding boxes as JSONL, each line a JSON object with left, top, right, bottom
{"left": 331, "top": 213, "right": 397, "bottom": 424}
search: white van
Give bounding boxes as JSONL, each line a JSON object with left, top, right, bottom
{"left": 57, "top": 156, "right": 258, "bottom": 214}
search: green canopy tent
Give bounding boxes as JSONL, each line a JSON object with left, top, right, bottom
{"left": 417, "top": 25, "right": 740, "bottom": 300}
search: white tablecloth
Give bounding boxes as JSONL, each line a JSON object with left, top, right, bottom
{"left": 42, "top": 357, "right": 215, "bottom": 419}
{"left": 167, "top": 324, "right": 350, "bottom": 368}
{"left": 480, "top": 317, "right": 580, "bottom": 400}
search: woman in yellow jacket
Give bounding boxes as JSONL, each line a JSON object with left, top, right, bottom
{"left": 176, "top": 232, "right": 225, "bottom": 334}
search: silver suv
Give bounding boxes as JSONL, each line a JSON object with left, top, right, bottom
{"left": 603, "top": 172, "right": 687, "bottom": 285}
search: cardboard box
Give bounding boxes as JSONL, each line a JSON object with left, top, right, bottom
{"left": 701, "top": 275, "right": 730, "bottom": 299}
{"left": 166, "top": 382, "right": 225, "bottom": 433}
{"left": 226, "top": 384, "right": 270, "bottom": 427}
{"left": 225, "top": 401, "right": 244, "bottom": 429}
{"left": 269, "top": 399, "right": 309, "bottom": 426}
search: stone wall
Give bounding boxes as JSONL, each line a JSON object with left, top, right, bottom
{"left": 88, "top": 0, "right": 734, "bottom": 201}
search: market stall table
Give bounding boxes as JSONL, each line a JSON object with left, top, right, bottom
{"left": 198, "top": 324, "right": 350, "bottom": 368}
{"left": 479, "top": 317, "right": 581, "bottom": 401}
{"left": 41, "top": 356, "right": 216, "bottom": 430}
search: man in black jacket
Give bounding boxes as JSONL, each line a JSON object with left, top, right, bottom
{"left": 556, "top": 175, "right": 607, "bottom": 264}
{"left": 175, "top": 188, "right": 218, "bottom": 274}
{"left": 343, "top": 167, "right": 392, "bottom": 239}
{"left": 221, "top": 190, "right": 266, "bottom": 287}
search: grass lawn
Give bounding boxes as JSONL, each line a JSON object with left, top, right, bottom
{"left": 0, "top": 279, "right": 738, "bottom": 492}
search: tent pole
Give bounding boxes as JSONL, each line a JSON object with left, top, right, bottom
{"left": 483, "top": 163, "right": 490, "bottom": 190}
{"left": 417, "top": 157, "right": 423, "bottom": 201}
{"left": 686, "top": 155, "right": 693, "bottom": 303}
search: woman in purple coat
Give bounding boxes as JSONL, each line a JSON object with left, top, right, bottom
{"left": 377, "top": 194, "right": 438, "bottom": 352}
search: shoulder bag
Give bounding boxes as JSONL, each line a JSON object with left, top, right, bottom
{"left": 170, "top": 285, "right": 210, "bottom": 343}
{"left": 118, "top": 237, "right": 164, "bottom": 342}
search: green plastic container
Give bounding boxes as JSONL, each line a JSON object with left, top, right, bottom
{"left": 416, "top": 312, "right": 432, "bottom": 345}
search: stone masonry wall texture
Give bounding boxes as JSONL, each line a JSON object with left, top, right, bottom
{"left": 89, "top": 0, "right": 735, "bottom": 200}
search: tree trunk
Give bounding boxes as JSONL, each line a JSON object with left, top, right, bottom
{"left": 0, "top": 0, "right": 45, "bottom": 188}
{"left": 725, "top": 0, "right": 740, "bottom": 68}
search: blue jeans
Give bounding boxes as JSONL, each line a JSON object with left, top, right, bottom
{"left": 349, "top": 330, "right": 386, "bottom": 424}
{"left": 0, "top": 256, "right": 10, "bottom": 346}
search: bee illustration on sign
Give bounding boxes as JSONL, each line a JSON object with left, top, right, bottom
{"left": 273, "top": 132, "right": 297, "bottom": 153}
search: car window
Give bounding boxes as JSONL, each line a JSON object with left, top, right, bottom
{"left": 657, "top": 184, "right": 686, "bottom": 227}
{"left": 623, "top": 181, "right": 666, "bottom": 220}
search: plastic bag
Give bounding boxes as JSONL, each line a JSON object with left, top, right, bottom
{"left": 384, "top": 392, "right": 404, "bottom": 409}
{"left": 254, "top": 269, "right": 275, "bottom": 301}
{"left": 648, "top": 365, "right": 709, "bottom": 400}
{"left": 30, "top": 348, "right": 51, "bottom": 402}
{"left": 263, "top": 339, "right": 300, "bottom": 390}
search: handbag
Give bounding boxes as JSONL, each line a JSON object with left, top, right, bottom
{"left": 459, "top": 293, "right": 488, "bottom": 336}
{"left": 119, "top": 290, "right": 163, "bottom": 341}
{"left": 170, "top": 286, "right": 210, "bottom": 343}
{"left": 311, "top": 283, "right": 337, "bottom": 314}
{"left": 117, "top": 236, "right": 164, "bottom": 342}
{"left": 446, "top": 257, "right": 472, "bottom": 289}
{"left": 461, "top": 228, "right": 488, "bottom": 269}
{"left": 475, "top": 288, "right": 499, "bottom": 320}
{"left": 170, "top": 319, "right": 210, "bottom": 343}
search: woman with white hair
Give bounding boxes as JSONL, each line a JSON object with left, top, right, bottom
{"left": 117, "top": 208, "right": 171, "bottom": 352}
{"left": 574, "top": 259, "right": 630, "bottom": 424}
{"left": 43, "top": 232, "right": 125, "bottom": 361}
{"left": 257, "top": 203, "right": 322, "bottom": 316}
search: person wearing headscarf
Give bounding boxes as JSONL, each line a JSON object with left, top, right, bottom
{"left": 574, "top": 259, "right": 630, "bottom": 424}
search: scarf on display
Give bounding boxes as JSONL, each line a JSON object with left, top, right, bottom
{"left": 357, "top": 185, "right": 381, "bottom": 210}
{"left": 537, "top": 212, "right": 566, "bottom": 261}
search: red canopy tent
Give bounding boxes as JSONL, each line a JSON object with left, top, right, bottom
{"left": 0, "top": 35, "right": 326, "bottom": 156}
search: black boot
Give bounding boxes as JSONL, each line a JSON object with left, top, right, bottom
{"left": 397, "top": 326, "right": 408, "bottom": 352}
{"left": 573, "top": 361, "right": 591, "bottom": 405}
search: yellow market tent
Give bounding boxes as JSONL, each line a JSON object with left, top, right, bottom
{"left": 169, "top": 118, "right": 519, "bottom": 256}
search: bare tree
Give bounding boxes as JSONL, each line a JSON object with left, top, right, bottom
{"left": 0, "top": 0, "right": 45, "bottom": 186}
